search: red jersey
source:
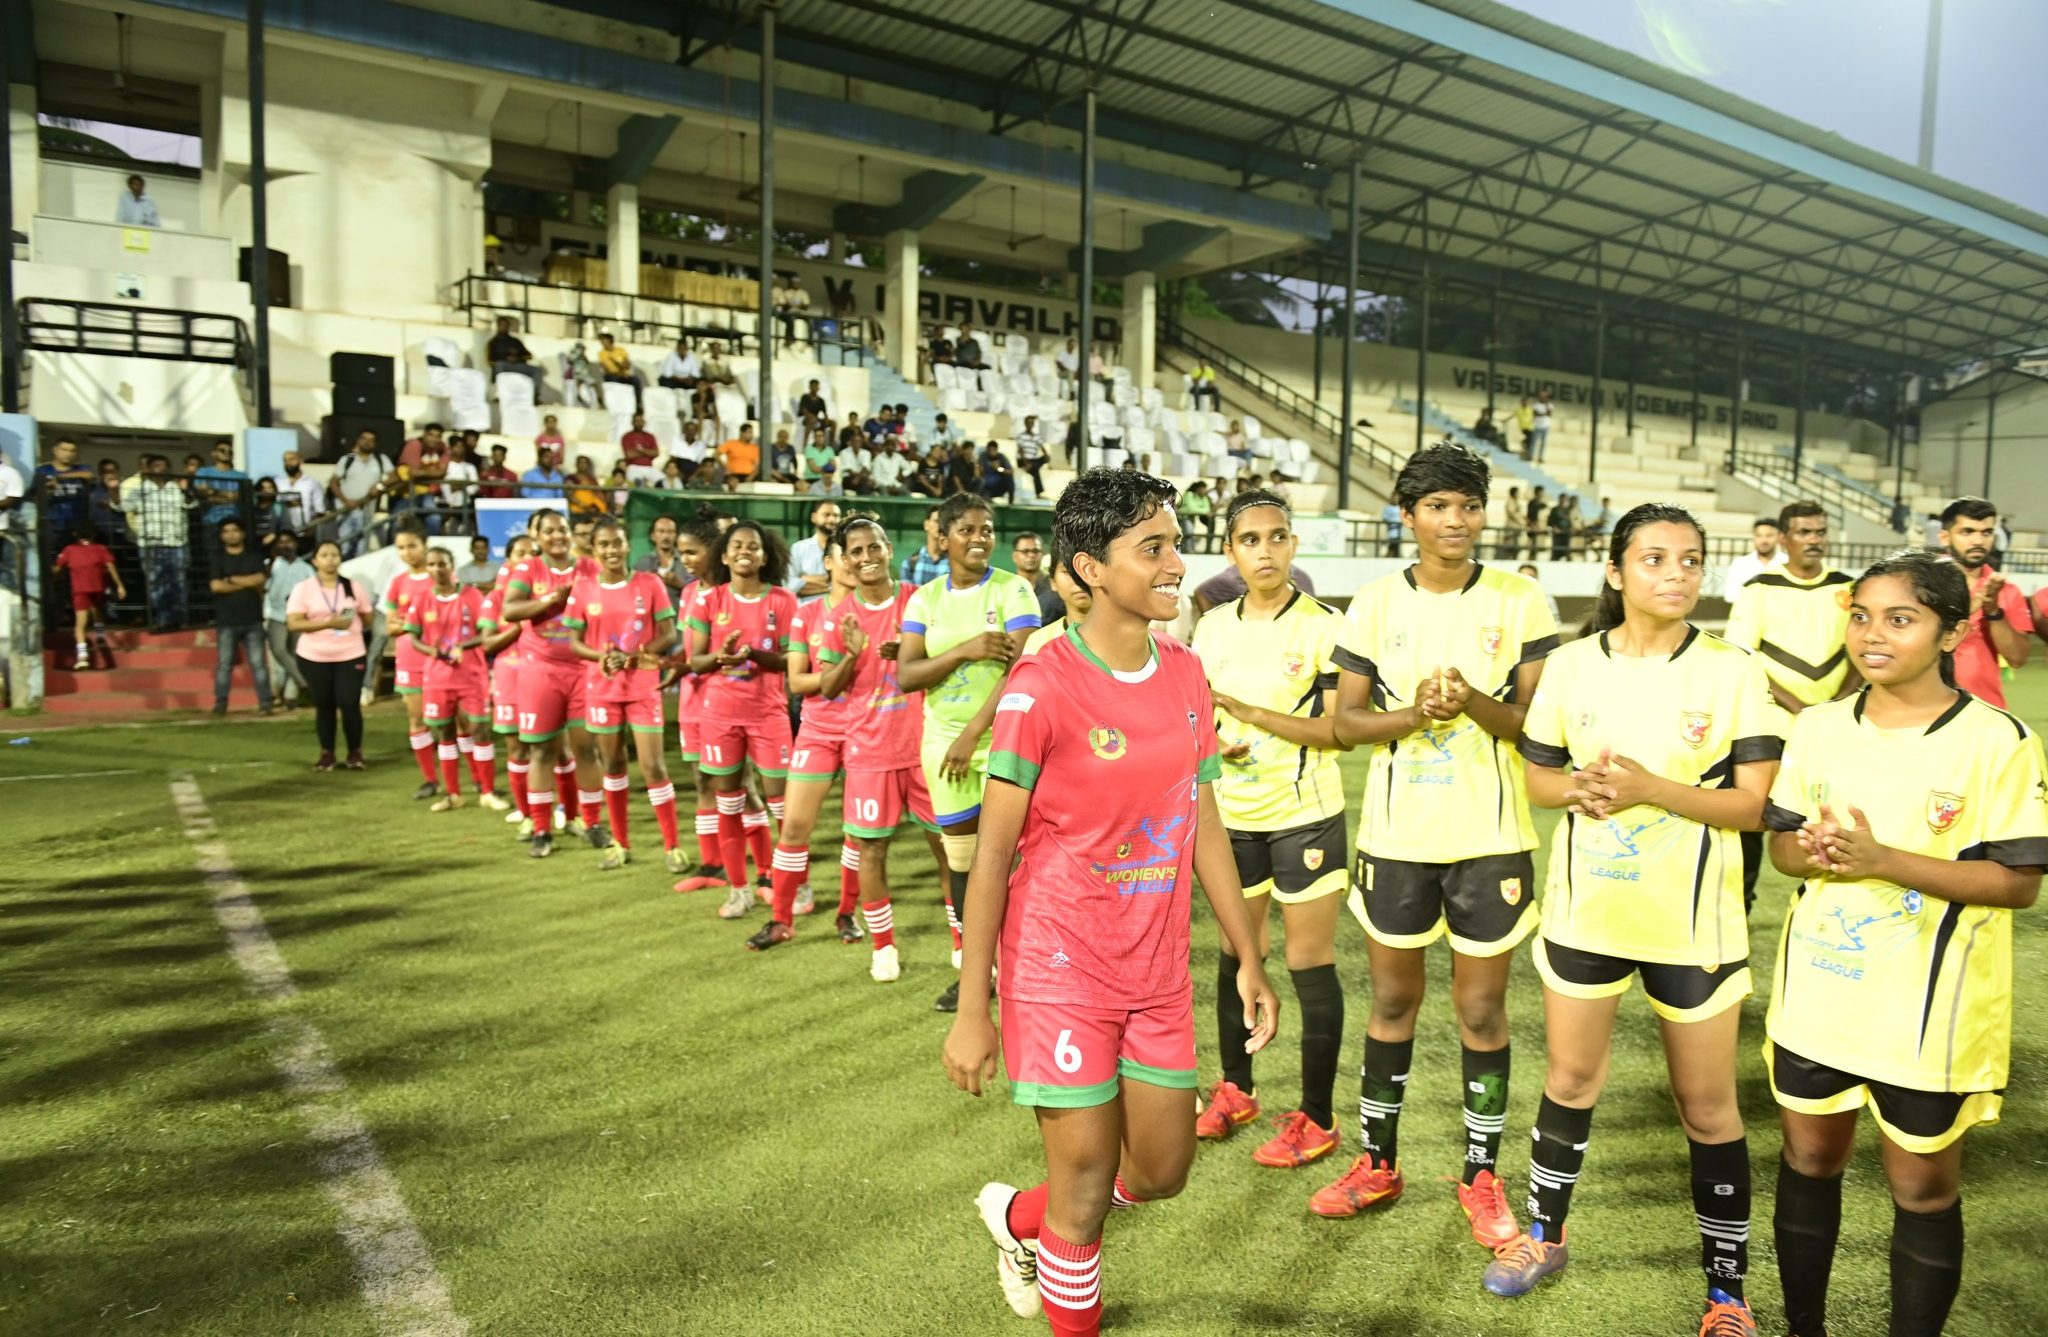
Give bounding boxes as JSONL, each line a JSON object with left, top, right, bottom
{"left": 672, "top": 577, "right": 705, "bottom": 720}
{"left": 407, "top": 586, "right": 487, "bottom": 690}
{"left": 820, "top": 583, "right": 921, "bottom": 771}
{"left": 55, "top": 542, "right": 115, "bottom": 596}
{"left": 380, "top": 568, "right": 433, "bottom": 632}
{"left": 686, "top": 583, "right": 799, "bottom": 722}
{"left": 1954, "top": 566, "right": 2033, "bottom": 708}
{"left": 504, "top": 556, "right": 600, "bottom": 664}
{"left": 478, "top": 587, "right": 521, "bottom": 667}
{"left": 565, "top": 571, "right": 674, "bottom": 703}
{"left": 792, "top": 596, "right": 852, "bottom": 739}
{"left": 988, "top": 628, "right": 1222, "bottom": 1009}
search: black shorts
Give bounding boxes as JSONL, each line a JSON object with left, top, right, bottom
{"left": 1535, "top": 938, "right": 1750, "bottom": 1022}
{"left": 1765, "top": 1040, "right": 2001, "bottom": 1154}
{"left": 1229, "top": 813, "right": 1347, "bottom": 904}
{"left": 1349, "top": 850, "right": 1537, "bottom": 958}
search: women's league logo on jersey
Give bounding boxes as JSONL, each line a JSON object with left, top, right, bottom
{"left": 1927, "top": 790, "right": 1967, "bottom": 834}
{"left": 1282, "top": 651, "right": 1306, "bottom": 679}
{"left": 1479, "top": 625, "right": 1503, "bottom": 658}
{"left": 1089, "top": 725, "right": 1127, "bottom": 760}
{"left": 1679, "top": 710, "right": 1712, "bottom": 749}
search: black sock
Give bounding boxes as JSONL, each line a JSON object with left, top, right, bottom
{"left": 1775, "top": 1158, "right": 1843, "bottom": 1337}
{"left": 1460, "top": 1043, "right": 1510, "bottom": 1185}
{"left": 1216, "top": 953, "right": 1254, "bottom": 1092}
{"left": 1890, "top": 1198, "right": 1963, "bottom": 1337}
{"left": 1527, "top": 1096, "right": 1593, "bottom": 1243}
{"left": 1290, "top": 964, "right": 1344, "bottom": 1129}
{"left": 1689, "top": 1135, "right": 1751, "bottom": 1301}
{"left": 1357, "top": 1036, "right": 1412, "bottom": 1166}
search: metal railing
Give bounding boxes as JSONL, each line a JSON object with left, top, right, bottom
{"left": 451, "top": 273, "right": 869, "bottom": 366}
{"left": 17, "top": 298, "right": 253, "bottom": 368}
{"left": 1725, "top": 447, "right": 1905, "bottom": 532}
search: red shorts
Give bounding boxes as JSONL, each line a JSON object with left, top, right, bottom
{"left": 517, "top": 656, "right": 588, "bottom": 742}
{"left": 842, "top": 765, "right": 935, "bottom": 838}
{"left": 490, "top": 656, "right": 521, "bottom": 734}
{"left": 394, "top": 641, "right": 425, "bottom": 694}
{"left": 699, "top": 713, "right": 794, "bottom": 777}
{"left": 586, "top": 695, "right": 665, "bottom": 734}
{"left": 70, "top": 589, "right": 105, "bottom": 614}
{"left": 1000, "top": 990, "right": 1197, "bottom": 1109}
{"left": 423, "top": 674, "right": 489, "bottom": 725}
{"left": 788, "top": 731, "right": 847, "bottom": 782}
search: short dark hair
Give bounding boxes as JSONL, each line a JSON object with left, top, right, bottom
{"left": 1053, "top": 467, "right": 1178, "bottom": 590}
{"left": 1393, "top": 443, "right": 1490, "bottom": 512}
{"left": 1777, "top": 500, "right": 1825, "bottom": 532}
{"left": 1940, "top": 496, "right": 1996, "bottom": 528}
{"left": 936, "top": 493, "right": 993, "bottom": 533}
{"left": 391, "top": 514, "right": 427, "bottom": 540}
{"left": 1751, "top": 516, "right": 1779, "bottom": 531}
{"left": 1011, "top": 531, "right": 1044, "bottom": 547}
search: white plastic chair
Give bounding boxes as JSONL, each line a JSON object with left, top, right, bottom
{"left": 601, "top": 381, "right": 637, "bottom": 416}
{"left": 450, "top": 369, "right": 492, "bottom": 431}
{"left": 495, "top": 371, "right": 536, "bottom": 409}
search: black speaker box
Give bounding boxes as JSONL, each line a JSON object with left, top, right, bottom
{"left": 238, "top": 246, "right": 292, "bottom": 307}
{"left": 331, "top": 381, "right": 396, "bottom": 417}
{"left": 329, "top": 351, "right": 395, "bottom": 386}
{"left": 317, "top": 413, "right": 405, "bottom": 463}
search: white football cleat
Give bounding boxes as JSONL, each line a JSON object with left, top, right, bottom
{"left": 870, "top": 944, "right": 902, "bottom": 983}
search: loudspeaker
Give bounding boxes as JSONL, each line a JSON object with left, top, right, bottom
{"left": 318, "top": 413, "right": 405, "bottom": 463}
{"left": 238, "top": 247, "right": 292, "bottom": 307}
{"left": 331, "top": 381, "right": 396, "bottom": 417}
{"left": 329, "top": 351, "right": 395, "bottom": 386}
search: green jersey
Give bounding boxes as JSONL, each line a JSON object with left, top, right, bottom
{"left": 903, "top": 567, "right": 1043, "bottom": 741}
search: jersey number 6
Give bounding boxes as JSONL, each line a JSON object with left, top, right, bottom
{"left": 1053, "top": 1029, "right": 1083, "bottom": 1075}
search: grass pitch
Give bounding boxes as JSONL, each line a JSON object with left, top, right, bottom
{"left": 3, "top": 684, "right": 2046, "bottom": 1336}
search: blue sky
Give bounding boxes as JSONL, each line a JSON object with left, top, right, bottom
{"left": 1504, "top": 0, "right": 2048, "bottom": 216}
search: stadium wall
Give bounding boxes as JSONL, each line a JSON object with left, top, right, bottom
{"left": 1920, "top": 378, "right": 2048, "bottom": 524}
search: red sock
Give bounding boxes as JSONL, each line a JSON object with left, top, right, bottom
{"left": 579, "top": 788, "right": 604, "bottom": 830}
{"left": 438, "top": 745, "right": 462, "bottom": 795}
{"left": 945, "top": 888, "right": 963, "bottom": 952}
{"left": 1006, "top": 1182, "right": 1048, "bottom": 1242}
{"left": 603, "top": 775, "right": 632, "bottom": 849}
{"left": 744, "top": 815, "right": 771, "bottom": 883}
{"left": 648, "top": 782, "right": 679, "bottom": 851}
{"left": 769, "top": 844, "right": 808, "bottom": 925}
{"left": 695, "top": 808, "right": 721, "bottom": 866}
{"left": 529, "top": 785, "right": 555, "bottom": 835}
{"left": 469, "top": 742, "right": 496, "bottom": 795}
{"left": 861, "top": 898, "right": 895, "bottom": 949}
{"left": 411, "top": 730, "right": 438, "bottom": 783}
{"left": 1037, "top": 1227, "right": 1102, "bottom": 1336}
{"left": 507, "top": 760, "right": 529, "bottom": 816}
{"left": 717, "top": 797, "right": 749, "bottom": 887}
{"left": 838, "top": 839, "right": 862, "bottom": 916}
{"left": 1111, "top": 1175, "right": 1145, "bottom": 1210}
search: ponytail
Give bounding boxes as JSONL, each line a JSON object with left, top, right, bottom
{"left": 1853, "top": 549, "right": 1970, "bottom": 690}
{"left": 1579, "top": 502, "right": 1705, "bottom": 638}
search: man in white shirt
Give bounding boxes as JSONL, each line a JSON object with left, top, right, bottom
{"left": 329, "top": 430, "right": 392, "bottom": 557}
{"left": 441, "top": 436, "right": 480, "bottom": 532}
{"left": 116, "top": 174, "right": 161, "bottom": 227}
{"left": 657, "top": 340, "right": 702, "bottom": 390}
{"left": 867, "top": 445, "right": 908, "bottom": 495}
{"left": 784, "top": 499, "right": 841, "bottom": 597}
{"left": 1720, "top": 516, "right": 1785, "bottom": 600}
{"left": 671, "top": 421, "right": 708, "bottom": 476}
{"left": 1054, "top": 337, "right": 1079, "bottom": 380}
{"left": 273, "top": 450, "right": 326, "bottom": 533}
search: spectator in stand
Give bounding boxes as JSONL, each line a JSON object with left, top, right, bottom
{"left": 944, "top": 443, "right": 976, "bottom": 496}
{"left": 1524, "top": 483, "right": 1548, "bottom": 557}
{"left": 1223, "top": 418, "right": 1251, "bottom": 460}
{"left": 329, "top": 430, "right": 392, "bottom": 557}
{"left": 0, "top": 450, "right": 26, "bottom": 587}
{"left": 635, "top": 513, "right": 689, "bottom": 595}
{"left": 536, "top": 413, "right": 567, "bottom": 454}
{"left": 773, "top": 273, "right": 806, "bottom": 346}
{"left": 90, "top": 458, "right": 129, "bottom": 545}
{"left": 977, "top": 441, "right": 1015, "bottom": 502}
{"left": 929, "top": 413, "right": 961, "bottom": 448}
{"left": 118, "top": 456, "right": 189, "bottom": 630}
{"left": 1472, "top": 406, "right": 1504, "bottom": 447}
{"left": 193, "top": 437, "right": 249, "bottom": 529}
{"left": 672, "top": 420, "right": 709, "bottom": 478}
{"left": 658, "top": 458, "right": 689, "bottom": 490}
{"left": 900, "top": 507, "right": 949, "bottom": 586}
{"left": 395, "top": 425, "right": 448, "bottom": 534}
{"left": 1090, "top": 348, "right": 1109, "bottom": 388}
{"left": 209, "top": 517, "right": 274, "bottom": 716}
{"left": 36, "top": 437, "right": 94, "bottom": 541}
{"left": 657, "top": 339, "right": 701, "bottom": 393}
{"left": 1179, "top": 480, "right": 1215, "bottom": 551}
{"left": 838, "top": 410, "right": 865, "bottom": 453}
{"left": 1378, "top": 496, "right": 1402, "bottom": 557}
{"left": 955, "top": 323, "right": 984, "bottom": 370}
{"left": 596, "top": 332, "right": 637, "bottom": 400}
{"left": 905, "top": 447, "right": 943, "bottom": 497}
{"left": 53, "top": 524, "right": 124, "bottom": 669}
{"left": 1012, "top": 531, "right": 1063, "bottom": 624}
{"left": 928, "top": 329, "right": 956, "bottom": 371}
{"left": 560, "top": 341, "right": 599, "bottom": 407}
{"left": 1054, "top": 336, "right": 1079, "bottom": 383}
{"left": 1014, "top": 415, "right": 1048, "bottom": 496}
{"left": 801, "top": 426, "right": 837, "bottom": 481}
{"left": 488, "top": 317, "right": 544, "bottom": 397}
{"left": 1547, "top": 491, "right": 1576, "bottom": 559}
{"left": 797, "top": 379, "right": 829, "bottom": 431}
{"left": 1065, "top": 420, "right": 1084, "bottom": 466}
{"left": 1190, "top": 358, "right": 1220, "bottom": 411}
{"left": 620, "top": 412, "right": 662, "bottom": 484}
{"left": 606, "top": 463, "right": 631, "bottom": 513}
{"left": 286, "top": 539, "right": 374, "bottom": 770}
{"left": 1922, "top": 512, "right": 1942, "bottom": 547}
{"left": 1583, "top": 495, "right": 1616, "bottom": 557}
{"left": 717, "top": 424, "right": 760, "bottom": 489}
{"left": 264, "top": 531, "right": 313, "bottom": 708}
{"left": 695, "top": 343, "right": 736, "bottom": 418}
{"left": 892, "top": 404, "right": 914, "bottom": 438}
{"left": 441, "top": 435, "right": 479, "bottom": 534}
{"left": 1516, "top": 562, "right": 1564, "bottom": 627}
{"left": 275, "top": 450, "right": 325, "bottom": 534}
{"left": 785, "top": 499, "right": 842, "bottom": 598}
{"left": 767, "top": 430, "right": 803, "bottom": 486}
{"left": 1528, "top": 390, "right": 1553, "bottom": 462}
{"left": 864, "top": 405, "right": 896, "bottom": 445}
{"left": 1496, "top": 485, "right": 1523, "bottom": 560}
{"left": 867, "top": 439, "right": 909, "bottom": 495}
{"left": 1720, "top": 517, "right": 1785, "bottom": 600}
{"left": 565, "top": 456, "right": 607, "bottom": 516}
{"left": 251, "top": 477, "right": 291, "bottom": 549}
{"left": 521, "top": 445, "right": 566, "bottom": 500}
{"left": 478, "top": 444, "right": 519, "bottom": 500}
{"left": 837, "top": 440, "right": 875, "bottom": 496}
{"left": 1514, "top": 395, "right": 1536, "bottom": 454}
{"left": 456, "top": 535, "right": 499, "bottom": 589}
{"left": 117, "top": 173, "right": 162, "bottom": 227}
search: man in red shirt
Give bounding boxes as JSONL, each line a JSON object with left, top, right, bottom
{"left": 620, "top": 412, "right": 662, "bottom": 486}
{"left": 1939, "top": 496, "right": 2031, "bottom": 707}
{"left": 54, "top": 525, "right": 125, "bottom": 669}
{"left": 477, "top": 444, "right": 520, "bottom": 500}
{"left": 397, "top": 423, "right": 450, "bottom": 534}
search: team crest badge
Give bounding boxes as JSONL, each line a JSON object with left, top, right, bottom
{"left": 716, "top": 610, "right": 732, "bottom": 625}
{"left": 1282, "top": 651, "right": 1306, "bottom": 678}
{"left": 1479, "top": 625, "right": 1503, "bottom": 657}
{"left": 586, "top": 601, "right": 602, "bottom": 616}
{"left": 1679, "top": 710, "right": 1712, "bottom": 749}
{"left": 1116, "top": 841, "right": 1133, "bottom": 859}
{"left": 1927, "top": 791, "right": 1966, "bottom": 834}
{"left": 424, "top": 609, "right": 436, "bottom": 623}
{"left": 1500, "top": 877, "right": 1522, "bottom": 906}
{"left": 1836, "top": 588, "right": 1854, "bottom": 610}
{"left": 1303, "top": 848, "right": 1324, "bottom": 872}
{"left": 1089, "top": 726, "right": 1127, "bottom": 761}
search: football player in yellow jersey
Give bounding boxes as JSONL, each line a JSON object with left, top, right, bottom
{"left": 1722, "top": 500, "right": 1858, "bottom": 911}
{"left": 1765, "top": 550, "right": 2046, "bottom": 1337}
{"left": 1313, "top": 446, "right": 1558, "bottom": 1251}
{"left": 1190, "top": 489, "right": 1352, "bottom": 1170}
{"left": 1485, "top": 505, "right": 1782, "bottom": 1337}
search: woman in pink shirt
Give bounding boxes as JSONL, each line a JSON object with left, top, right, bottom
{"left": 286, "top": 540, "right": 377, "bottom": 770}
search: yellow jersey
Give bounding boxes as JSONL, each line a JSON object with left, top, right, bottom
{"left": 1193, "top": 591, "right": 1346, "bottom": 831}
{"left": 1335, "top": 564, "right": 1559, "bottom": 861}
{"left": 1722, "top": 567, "right": 1854, "bottom": 707}
{"left": 1764, "top": 691, "right": 2048, "bottom": 1093}
{"left": 1023, "top": 617, "right": 1066, "bottom": 656}
{"left": 1521, "top": 627, "right": 1785, "bottom": 965}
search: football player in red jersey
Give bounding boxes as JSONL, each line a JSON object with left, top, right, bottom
{"left": 943, "top": 468, "right": 1278, "bottom": 1334}
{"left": 379, "top": 522, "right": 441, "bottom": 797}
{"left": 481, "top": 534, "right": 537, "bottom": 833}
{"left": 407, "top": 545, "right": 503, "bottom": 812}
{"left": 501, "top": 509, "right": 608, "bottom": 859}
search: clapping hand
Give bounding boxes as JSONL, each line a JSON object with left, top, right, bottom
{"left": 1809, "top": 803, "right": 1887, "bottom": 880}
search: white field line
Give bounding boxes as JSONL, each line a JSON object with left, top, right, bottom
{"left": 0, "top": 761, "right": 283, "bottom": 784}
{"left": 168, "top": 776, "right": 469, "bottom": 1337}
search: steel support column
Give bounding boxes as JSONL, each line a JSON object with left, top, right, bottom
{"left": 1624, "top": 324, "right": 1637, "bottom": 435}
{"left": 1311, "top": 290, "right": 1324, "bottom": 404}
{"left": 1076, "top": 84, "right": 1095, "bottom": 472}
{"left": 1339, "top": 160, "right": 1358, "bottom": 511}
{"left": 1689, "top": 333, "right": 1701, "bottom": 454}
{"left": 1416, "top": 196, "right": 1430, "bottom": 456}
{"left": 1984, "top": 384, "right": 1998, "bottom": 495}
{"left": 1486, "top": 277, "right": 1500, "bottom": 416}
{"left": 1729, "top": 341, "right": 1744, "bottom": 467}
{"left": 1793, "top": 346, "right": 1807, "bottom": 480}
{"left": 248, "top": 0, "right": 272, "bottom": 426}
{"left": 1892, "top": 360, "right": 1907, "bottom": 510}
{"left": 1589, "top": 300, "right": 1604, "bottom": 486}
{"left": 757, "top": 2, "right": 776, "bottom": 429}
{"left": 0, "top": 75, "right": 17, "bottom": 413}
